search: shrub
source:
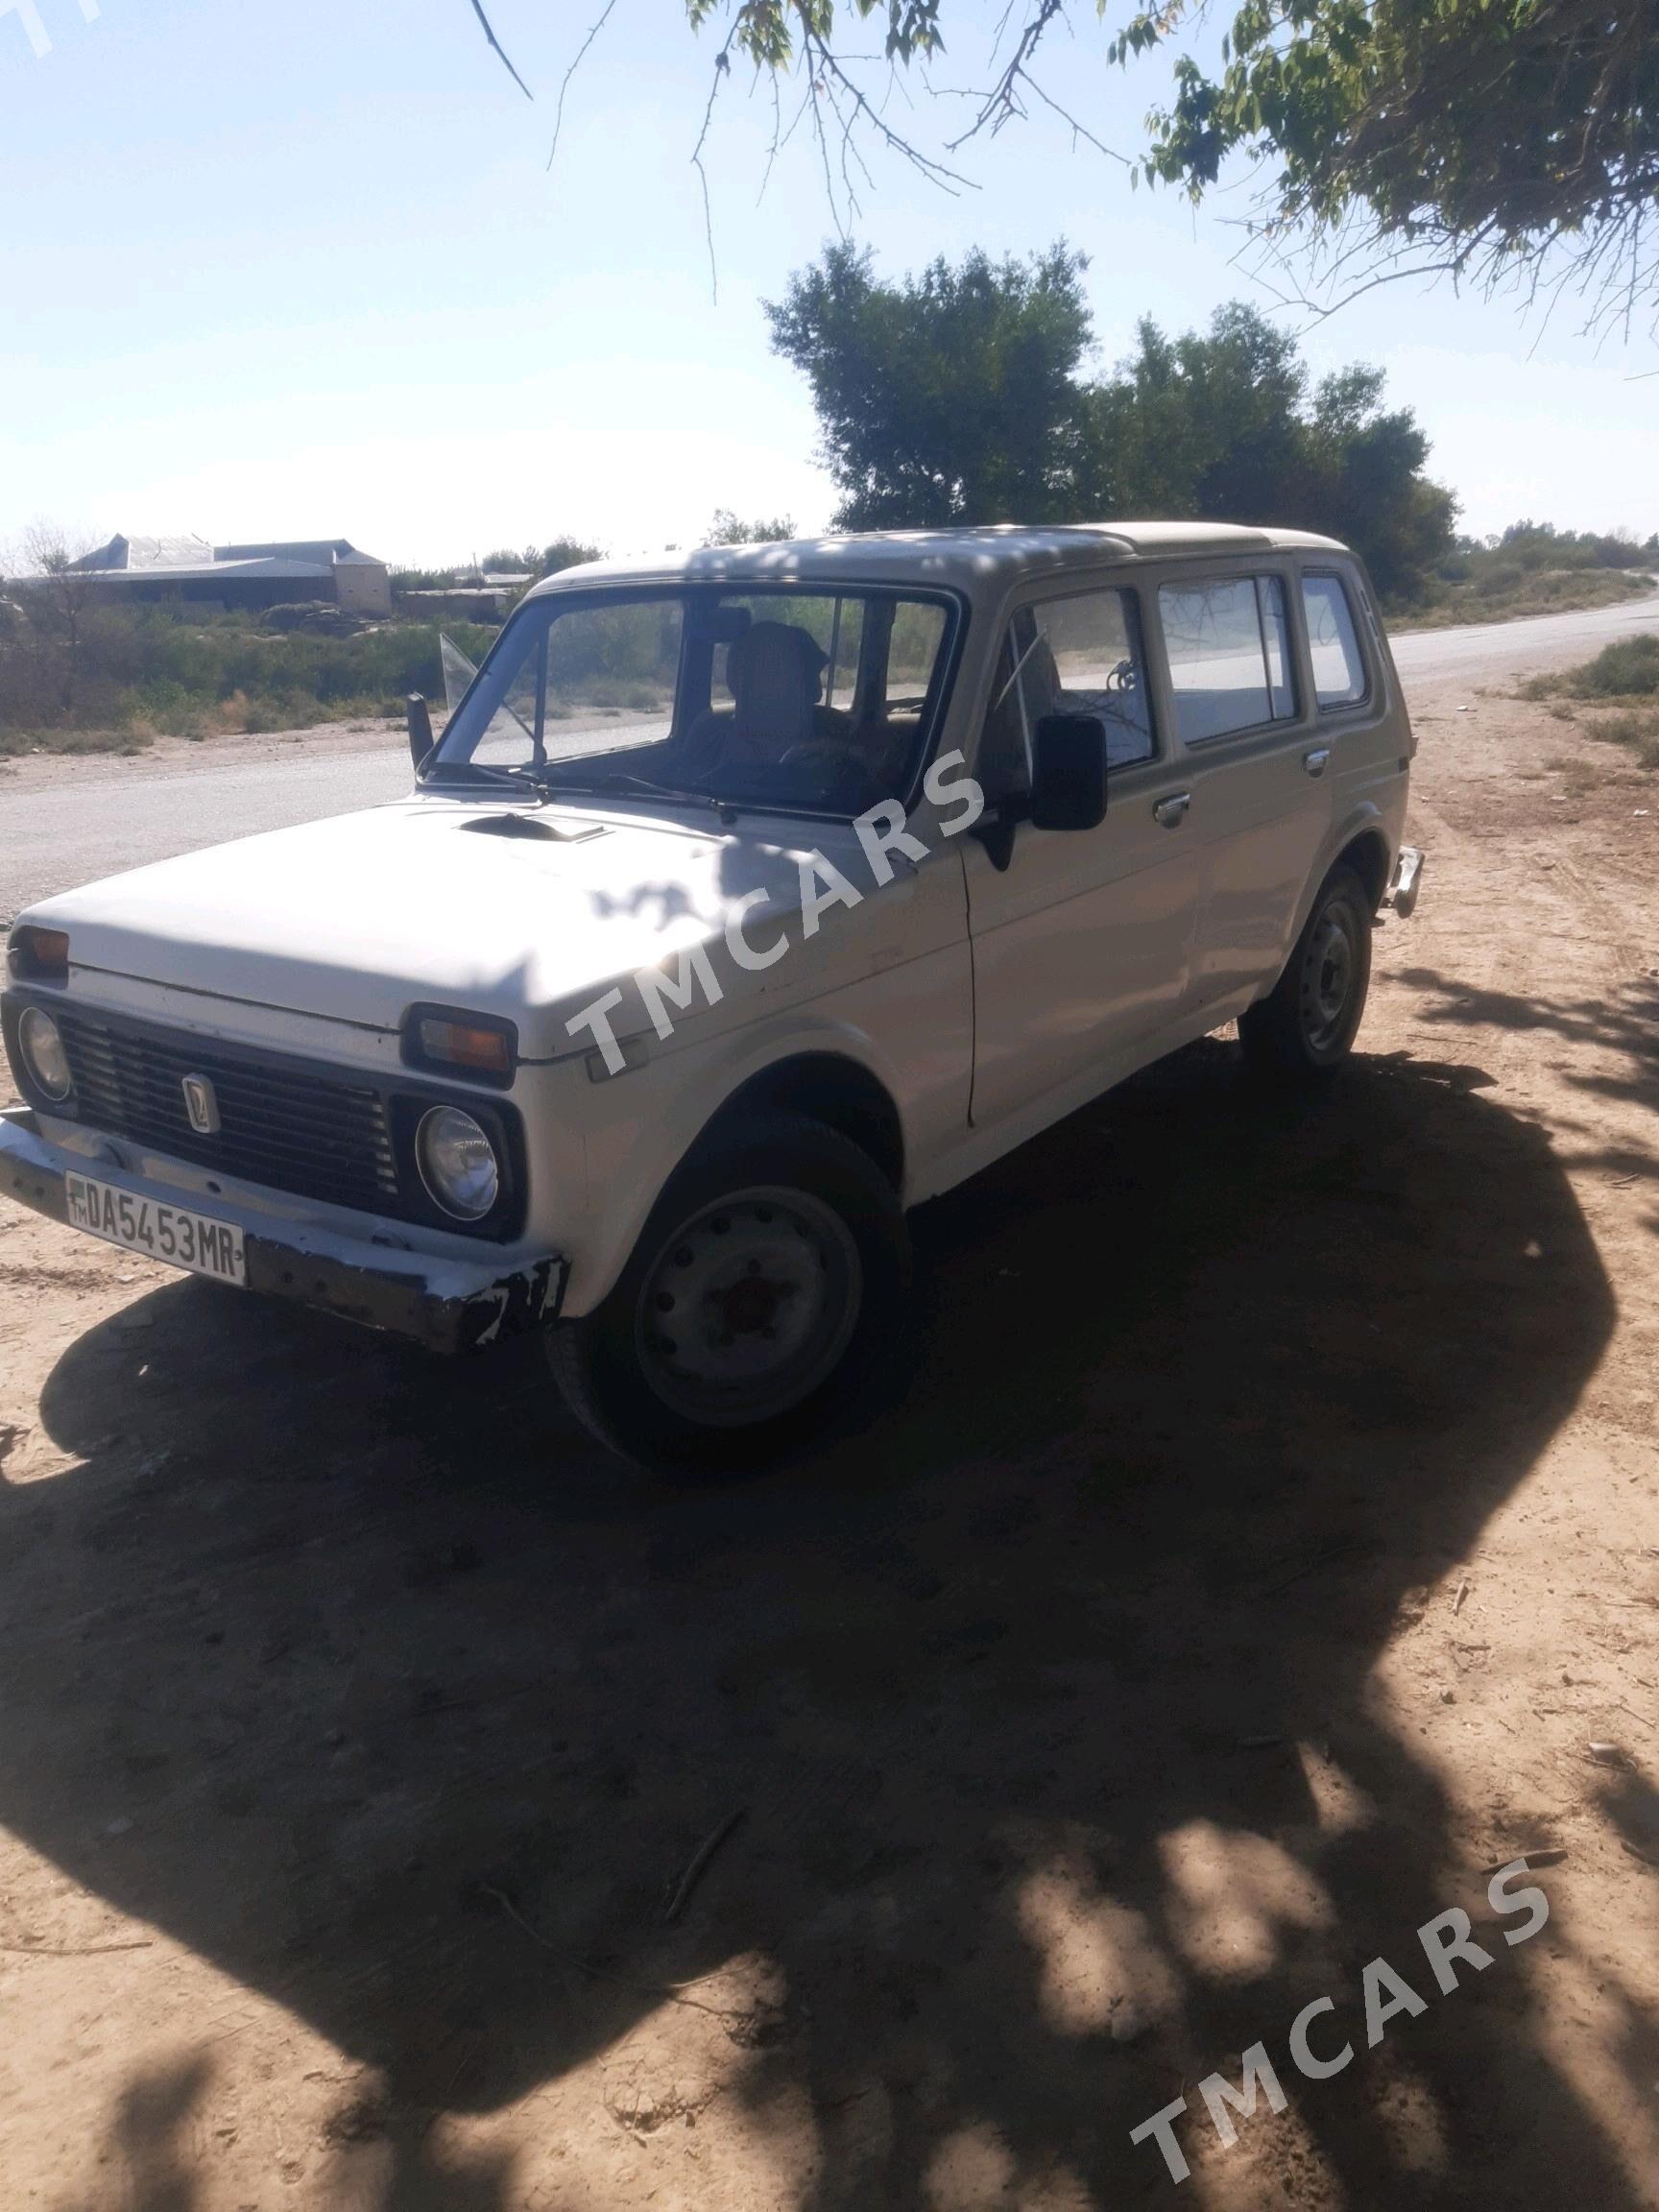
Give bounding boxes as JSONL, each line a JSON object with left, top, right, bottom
{"left": 0, "top": 603, "right": 502, "bottom": 743}
{"left": 1564, "top": 635, "right": 1659, "bottom": 698}
{"left": 1590, "top": 709, "right": 1659, "bottom": 766}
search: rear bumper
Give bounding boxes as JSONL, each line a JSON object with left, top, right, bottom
{"left": 0, "top": 1106, "right": 566, "bottom": 1354}
{"left": 1383, "top": 844, "right": 1426, "bottom": 918}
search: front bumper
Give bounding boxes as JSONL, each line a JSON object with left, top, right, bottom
{"left": 0, "top": 1107, "right": 566, "bottom": 1354}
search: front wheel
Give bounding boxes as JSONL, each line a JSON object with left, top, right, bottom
{"left": 1239, "top": 864, "right": 1373, "bottom": 1082}
{"left": 547, "top": 1112, "right": 910, "bottom": 1471}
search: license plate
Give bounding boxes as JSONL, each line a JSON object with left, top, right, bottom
{"left": 64, "top": 1172, "right": 247, "bottom": 1286}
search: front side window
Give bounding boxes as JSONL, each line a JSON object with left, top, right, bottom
{"left": 977, "top": 585, "right": 1155, "bottom": 799}
{"left": 1159, "top": 574, "right": 1297, "bottom": 744}
{"left": 1302, "top": 573, "right": 1368, "bottom": 708}
{"left": 429, "top": 586, "right": 958, "bottom": 819}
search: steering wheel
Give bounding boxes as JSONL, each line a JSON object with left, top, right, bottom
{"left": 778, "top": 740, "right": 858, "bottom": 798}
{"left": 779, "top": 739, "right": 850, "bottom": 773}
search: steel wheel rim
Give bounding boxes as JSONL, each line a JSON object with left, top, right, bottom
{"left": 1299, "top": 902, "right": 1358, "bottom": 1054}
{"left": 634, "top": 1185, "right": 862, "bottom": 1428}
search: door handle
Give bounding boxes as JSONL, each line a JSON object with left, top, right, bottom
{"left": 1303, "top": 747, "right": 1332, "bottom": 778}
{"left": 1152, "top": 791, "right": 1191, "bottom": 828}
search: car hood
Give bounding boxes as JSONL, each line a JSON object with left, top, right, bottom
{"left": 23, "top": 794, "right": 864, "bottom": 1057}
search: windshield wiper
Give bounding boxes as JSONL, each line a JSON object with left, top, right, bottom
{"left": 531, "top": 768, "right": 739, "bottom": 821}
{"left": 421, "top": 758, "right": 519, "bottom": 786}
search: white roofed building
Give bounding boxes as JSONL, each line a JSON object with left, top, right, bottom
{"left": 59, "top": 534, "right": 392, "bottom": 615}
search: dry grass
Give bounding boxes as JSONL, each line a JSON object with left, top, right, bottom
{"left": 0, "top": 724, "right": 153, "bottom": 759}
{"left": 1398, "top": 566, "right": 1652, "bottom": 630}
{"left": 1518, "top": 635, "right": 1659, "bottom": 773}
{"left": 0, "top": 688, "right": 393, "bottom": 758}
{"left": 1591, "top": 708, "right": 1659, "bottom": 767}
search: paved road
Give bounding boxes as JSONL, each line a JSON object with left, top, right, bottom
{"left": 1388, "top": 587, "right": 1659, "bottom": 681}
{"left": 5, "top": 589, "right": 1657, "bottom": 920}
{"left": 2, "top": 738, "right": 415, "bottom": 921}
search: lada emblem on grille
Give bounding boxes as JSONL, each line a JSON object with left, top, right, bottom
{"left": 181, "top": 1074, "right": 220, "bottom": 1135}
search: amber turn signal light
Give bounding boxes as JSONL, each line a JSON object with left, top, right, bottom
{"left": 421, "top": 1018, "right": 512, "bottom": 1073}
{"left": 7, "top": 926, "right": 70, "bottom": 984}
{"left": 402, "top": 1003, "right": 517, "bottom": 1086}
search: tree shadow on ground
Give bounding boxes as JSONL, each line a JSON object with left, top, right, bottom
{"left": 1399, "top": 970, "right": 1659, "bottom": 1129}
{"left": 5, "top": 1039, "right": 1640, "bottom": 2208}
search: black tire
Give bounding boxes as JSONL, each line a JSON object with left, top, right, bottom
{"left": 1239, "top": 864, "right": 1373, "bottom": 1083}
{"left": 546, "top": 1111, "right": 910, "bottom": 1472}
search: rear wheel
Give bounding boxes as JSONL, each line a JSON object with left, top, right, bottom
{"left": 1239, "top": 864, "right": 1373, "bottom": 1082}
{"left": 547, "top": 1112, "right": 909, "bottom": 1470}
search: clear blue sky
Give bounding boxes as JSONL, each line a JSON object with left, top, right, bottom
{"left": 4, "top": 0, "right": 1654, "bottom": 565}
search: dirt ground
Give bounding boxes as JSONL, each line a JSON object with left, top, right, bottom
{"left": 0, "top": 667, "right": 1655, "bottom": 2212}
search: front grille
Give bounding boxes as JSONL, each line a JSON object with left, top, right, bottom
{"left": 54, "top": 1009, "right": 399, "bottom": 1216}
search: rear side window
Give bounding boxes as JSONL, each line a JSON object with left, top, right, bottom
{"left": 1302, "top": 573, "right": 1369, "bottom": 708}
{"left": 1159, "top": 575, "right": 1296, "bottom": 744}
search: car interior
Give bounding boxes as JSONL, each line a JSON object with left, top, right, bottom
{"left": 587, "top": 594, "right": 947, "bottom": 814}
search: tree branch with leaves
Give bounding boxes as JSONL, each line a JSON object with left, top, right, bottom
{"left": 467, "top": 0, "right": 1659, "bottom": 339}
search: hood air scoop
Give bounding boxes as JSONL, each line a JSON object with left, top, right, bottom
{"left": 462, "top": 812, "right": 609, "bottom": 844}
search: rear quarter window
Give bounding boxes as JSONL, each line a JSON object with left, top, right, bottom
{"left": 1302, "top": 572, "right": 1369, "bottom": 708}
{"left": 1158, "top": 575, "right": 1296, "bottom": 744}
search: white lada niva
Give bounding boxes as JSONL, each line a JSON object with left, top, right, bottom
{"left": 3, "top": 523, "right": 1423, "bottom": 1466}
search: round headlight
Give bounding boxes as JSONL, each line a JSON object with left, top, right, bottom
{"left": 415, "top": 1105, "right": 499, "bottom": 1220}
{"left": 18, "top": 1006, "right": 72, "bottom": 1101}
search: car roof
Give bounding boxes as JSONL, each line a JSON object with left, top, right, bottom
{"left": 527, "top": 521, "right": 1353, "bottom": 603}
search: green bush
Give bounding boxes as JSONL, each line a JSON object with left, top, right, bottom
{"left": 1563, "top": 635, "right": 1659, "bottom": 698}
{"left": 1475, "top": 561, "right": 1525, "bottom": 597}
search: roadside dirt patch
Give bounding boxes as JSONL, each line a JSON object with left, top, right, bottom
{"left": 0, "top": 674, "right": 1655, "bottom": 2211}
{"left": 0, "top": 715, "right": 407, "bottom": 797}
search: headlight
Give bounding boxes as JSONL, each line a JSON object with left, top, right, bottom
{"left": 415, "top": 1105, "right": 500, "bottom": 1220}
{"left": 18, "top": 1006, "right": 73, "bottom": 1101}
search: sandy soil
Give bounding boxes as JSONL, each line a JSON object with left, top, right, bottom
{"left": 0, "top": 673, "right": 1655, "bottom": 2212}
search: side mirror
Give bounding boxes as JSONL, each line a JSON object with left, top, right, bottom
{"left": 406, "top": 693, "right": 434, "bottom": 774}
{"left": 1030, "top": 713, "right": 1109, "bottom": 831}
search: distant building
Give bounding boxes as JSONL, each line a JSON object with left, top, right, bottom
{"left": 59, "top": 534, "right": 393, "bottom": 616}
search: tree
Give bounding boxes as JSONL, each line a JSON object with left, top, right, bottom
{"left": 469, "top": 1, "right": 1659, "bottom": 337}
{"left": 1296, "top": 366, "right": 1459, "bottom": 602}
{"left": 766, "top": 246, "right": 1456, "bottom": 595}
{"left": 1081, "top": 305, "right": 1313, "bottom": 524}
{"left": 767, "top": 243, "right": 1094, "bottom": 529}
{"left": 704, "top": 509, "right": 796, "bottom": 544}
{"left": 480, "top": 545, "right": 542, "bottom": 575}
{"left": 539, "top": 537, "right": 602, "bottom": 576}
{"left": 1128, "top": 0, "right": 1659, "bottom": 333}
{"left": 1077, "top": 310, "right": 1456, "bottom": 599}
{"left": 11, "top": 523, "right": 103, "bottom": 719}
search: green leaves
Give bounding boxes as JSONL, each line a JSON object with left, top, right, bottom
{"left": 766, "top": 246, "right": 1456, "bottom": 592}
{"left": 662, "top": 0, "right": 1656, "bottom": 328}
{"left": 766, "top": 242, "right": 1096, "bottom": 530}
{"left": 1130, "top": 0, "right": 1659, "bottom": 285}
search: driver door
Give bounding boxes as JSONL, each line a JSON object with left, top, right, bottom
{"left": 962, "top": 582, "right": 1207, "bottom": 1129}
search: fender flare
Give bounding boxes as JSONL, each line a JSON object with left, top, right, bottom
{"left": 564, "top": 1015, "right": 908, "bottom": 1315}
{"left": 1287, "top": 800, "right": 1393, "bottom": 945}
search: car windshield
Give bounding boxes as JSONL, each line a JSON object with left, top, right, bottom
{"left": 426, "top": 585, "right": 958, "bottom": 818}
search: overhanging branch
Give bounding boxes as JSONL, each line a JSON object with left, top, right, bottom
{"left": 469, "top": 0, "right": 534, "bottom": 99}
